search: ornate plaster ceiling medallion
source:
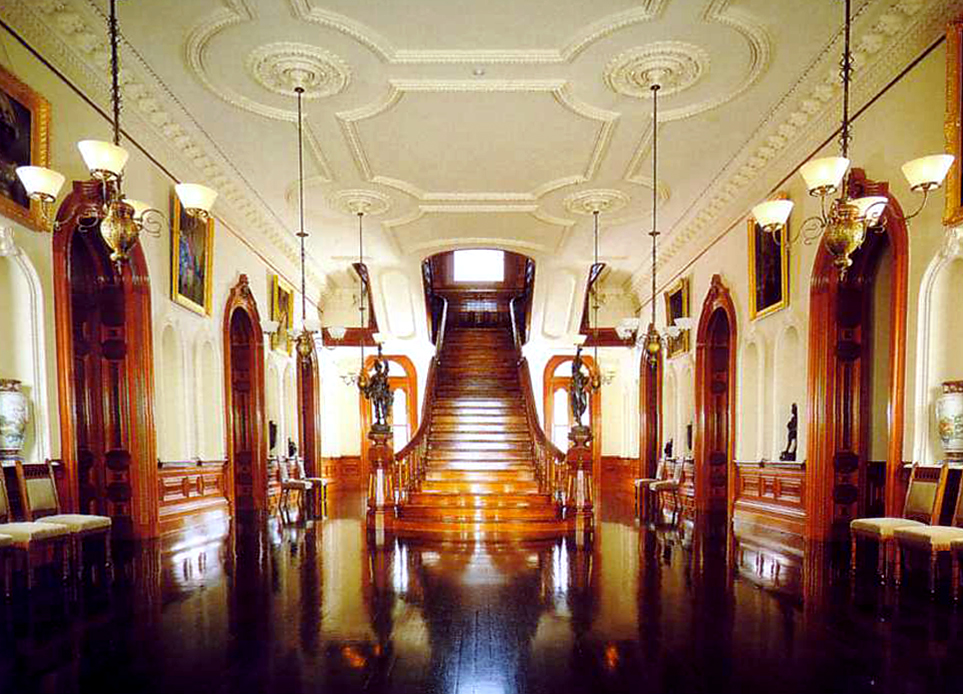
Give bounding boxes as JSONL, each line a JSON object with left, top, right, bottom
{"left": 247, "top": 43, "right": 350, "bottom": 98}
{"left": 605, "top": 42, "right": 709, "bottom": 98}
{"left": 332, "top": 190, "right": 392, "bottom": 217}
{"left": 563, "top": 189, "right": 629, "bottom": 216}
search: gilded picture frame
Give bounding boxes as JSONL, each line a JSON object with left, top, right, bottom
{"left": 0, "top": 63, "right": 51, "bottom": 232}
{"left": 171, "top": 195, "right": 215, "bottom": 316}
{"left": 272, "top": 275, "right": 295, "bottom": 355}
{"left": 748, "top": 202, "right": 790, "bottom": 320}
{"left": 663, "top": 277, "right": 690, "bottom": 358}
{"left": 945, "top": 16, "right": 963, "bottom": 226}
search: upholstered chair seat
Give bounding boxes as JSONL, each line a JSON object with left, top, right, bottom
{"left": 634, "top": 459, "right": 666, "bottom": 517}
{"left": 895, "top": 525, "right": 963, "bottom": 549}
{"left": 38, "top": 514, "right": 112, "bottom": 532}
{"left": 850, "top": 517, "right": 925, "bottom": 538}
{"left": 649, "top": 461, "right": 685, "bottom": 525}
{"left": 0, "top": 521, "right": 71, "bottom": 543}
{"left": 850, "top": 463, "right": 949, "bottom": 583}
{"left": 0, "top": 534, "right": 12, "bottom": 548}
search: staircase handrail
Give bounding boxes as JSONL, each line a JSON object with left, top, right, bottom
{"left": 393, "top": 297, "right": 447, "bottom": 499}
{"left": 509, "top": 302, "right": 565, "bottom": 498}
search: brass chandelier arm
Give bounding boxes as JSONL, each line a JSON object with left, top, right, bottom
{"left": 137, "top": 208, "right": 166, "bottom": 238}
{"left": 799, "top": 214, "right": 829, "bottom": 246}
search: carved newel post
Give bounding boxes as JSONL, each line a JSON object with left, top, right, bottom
{"left": 565, "top": 346, "right": 594, "bottom": 545}
{"left": 360, "top": 342, "right": 395, "bottom": 542}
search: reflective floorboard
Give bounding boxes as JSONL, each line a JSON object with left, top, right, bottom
{"left": 2, "top": 493, "right": 962, "bottom": 693}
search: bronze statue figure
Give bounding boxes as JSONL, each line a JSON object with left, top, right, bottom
{"left": 570, "top": 346, "right": 589, "bottom": 427}
{"left": 779, "top": 403, "right": 798, "bottom": 461}
{"left": 361, "top": 347, "right": 392, "bottom": 434}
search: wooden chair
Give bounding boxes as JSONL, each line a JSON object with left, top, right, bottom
{"left": 16, "top": 460, "right": 112, "bottom": 581}
{"left": 296, "top": 459, "right": 329, "bottom": 519}
{"left": 649, "top": 460, "right": 685, "bottom": 526}
{"left": 893, "top": 477, "right": 963, "bottom": 598}
{"left": 0, "top": 464, "right": 70, "bottom": 591}
{"left": 0, "top": 534, "right": 12, "bottom": 598}
{"left": 850, "top": 463, "right": 949, "bottom": 583}
{"left": 277, "top": 458, "right": 310, "bottom": 520}
{"left": 634, "top": 459, "right": 666, "bottom": 519}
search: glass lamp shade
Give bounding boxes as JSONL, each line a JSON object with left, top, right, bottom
{"left": 572, "top": 334, "right": 588, "bottom": 347}
{"left": 901, "top": 154, "right": 954, "bottom": 192}
{"left": 751, "top": 199, "right": 794, "bottom": 230}
{"left": 674, "top": 317, "right": 694, "bottom": 331}
{"left": 16, "top": 166, "right": 65, "bottom": 201}
{"left": 303, "top": 318, "right": 321, "bottom": 333}
{"left": 327, "top": 326, "right": 347, "bottom": 341}
{"left": 260, "top": 319, "right": 280, "bottom": 335}
{"left": 175, "top": 183, "right": 218, "bottom": 214}
{"left": 799, "top": 157, "right": 850, "bottom": 195}
{"left": 665, "top": 325, "right": 681, "bottom": 339}
{"left": 77, "top": 140, "right": 129, "bottom": 179}
{"left": 372, "top": 331, "right": 386, "bottom": 344}
{"left": 851, "top": 196, "right": 888, "bottom": 222}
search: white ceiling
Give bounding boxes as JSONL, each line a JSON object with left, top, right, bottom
{"left": 2, "top": 0, "right": 955, "bottom": 321}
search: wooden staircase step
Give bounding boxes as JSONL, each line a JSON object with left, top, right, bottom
{"left": 427, "top": 449, "right": 534, "bottom": 461}
{"left": 429, "top": 441, "right": 532, "bottom": 451}
{"left": 419, "top": 479, "right": 542, "bottom": 494}
{"left": 391, "top": 518, "right": 568, "bottom": 539}
{"left": 424, "top": 469, "right": 536, "bottom": 482}
{"left": 423, "top": 460, "right": 533, "bottom": 472}
{"left": 397, "top": 505, "right": 560, "bottom": 522}
{"left": 407, "top": 491, "right": 552, "bottom": 506}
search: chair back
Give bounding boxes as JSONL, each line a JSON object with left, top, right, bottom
{"left": 276, "top": 457, "right": 290, "bottom": 483}
{"left": 15, "top": 460, "right": 62, "bottom": 521}
{"left": 902, "top": 463, "right": 949, "bottom": 524}
{"left": 0, "top": 466, "right": 12, "bottom": 523}
{"left": 671, "top": 460, "right": 685, "bottom": 484}
{"left": 652, "top": 458, "right": 667, "bottom": 481}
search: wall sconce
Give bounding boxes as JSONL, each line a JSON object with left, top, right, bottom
{"left": 323, "top": 325, "right": 347, "bottom": 350}
{"left": 615, "top": 317, "right": 641, "bottom": 341}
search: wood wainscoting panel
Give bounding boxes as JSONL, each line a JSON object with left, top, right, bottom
{"left": 321, "top": 456, "right": 363, "bottom": 488}
{"left": 157, "top": 461, "right": 229, "bottom": 535}
{"left": 600, "top": 456, "right": 637, "bottom": 498}
{"left": 733, "top": 461, "right": 806, "bottom": 536}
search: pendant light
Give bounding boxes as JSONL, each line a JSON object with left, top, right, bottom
{"left": 356, "top": 210, "right": 369, "bottom": 390}
{"left": 292, "top": 85, "right": 320, "bottom": 361}
{"left": 751, "top": 0, "right": 952, "bottom": 278}
{"left": 16, "top": 0, "right": 217, "bottom": 265}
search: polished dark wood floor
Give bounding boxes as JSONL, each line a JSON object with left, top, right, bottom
{"left": 3, "top": 493, "right": 963, "bottom": 694}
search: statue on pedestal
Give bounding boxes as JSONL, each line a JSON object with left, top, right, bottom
{"left": 360, "top": 345, "right": 392, "bottom": 434}
{"left": 570, "top": 346, "right": 589, "bottom": 429}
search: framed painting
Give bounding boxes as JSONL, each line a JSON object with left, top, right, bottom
{"left": 663, "top": 277, "right": 689, "bottom": 358}
{"left": 272, "top": 275, "right": 294, "bottom": 354}
{"left": 0, "top": 63, "right": 51, "bottom": 231}
{"left": 748, "top": 204, "right": 790, "bottom": 320}
{"left": 945, "top": 16, "right": 963, "bottom": 226}
{"left": 171, "top": 195, "right": 214, "bottom": 315}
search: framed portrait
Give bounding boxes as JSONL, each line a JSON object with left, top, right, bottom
{"left": 171, "top": 195, "right": 214, "bottom": 315}
{"left": 748, "top": 205, "right": 790, "bottom": 320}
{"left": 0, "top": 63, "right": 51, "bottom": 231}
{"left": 663, "top": 277, "right": 689, "bottom": 358}
{"left": 945, "top": 17, "right": 963, "bottom": 226}
{"left": 272, "top": 275, "right": 295, "bottom": 354}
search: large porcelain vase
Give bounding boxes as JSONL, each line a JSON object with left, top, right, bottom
{"left": 0, "top": 379, "right": 28, "bottom": 455}
{"left": 936, "top": 380, "right": 963, "bottom": 461}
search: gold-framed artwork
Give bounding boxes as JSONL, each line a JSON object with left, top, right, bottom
{"left": 0, "top": 63, "right": 51, "bottom": 231}
{"left": 271, "top": 274, "right": 295, "bottom": 354}
{"left": 945, "top": 16, "right": 963, "bottom": 227}
{"left": 664, "top": 276, "right": 689, "bottom": 358}
{"left": 748, "top": 202, "right": 790, "bottom": 320}
{"left": 171, "top": 195, "right": 215, "bottom": 315}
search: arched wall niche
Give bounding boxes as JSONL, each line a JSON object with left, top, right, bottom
{"left": 738, "top": 339, "right": 762, "bottom": 461}
{"left": 283, "top": 362, "right": 298, "bottom": 450}
{"left": 913, "top": 227, "right": 963, "bottom": 464}
{"left": 678, "top": 359, "right": 695, "bottom": 457}
{"left": 0, "top": 227, "right": 50, "bottom": 465}
{"left": 662, "top": 367, "right": 678, "bottom": 458}
{"left": 773, "top": 322, "right": 804, "bottom": 461}
{"left": 159, "top": 323, "right": 186, "bottom": 461}
{"left": 197, "top": 337, "right": 223, "bottom": 459}
{"left": 266, "top": 361, "right": 281, "bottom": 456}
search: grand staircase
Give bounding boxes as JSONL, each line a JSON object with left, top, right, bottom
{"left": 393, "top": 326, "right": 565, "bottom": 538}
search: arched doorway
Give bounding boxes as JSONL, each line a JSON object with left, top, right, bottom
{"left": 694, "top": 275, "right": 737, "bottom": 517}
{"left": 298, "top": 342, "right": 322, "bottom": 477}
{"left": 806, "top": 170, "right": 908, "bottom": 541}
{"left": 639, "top": 349, "right": 662, "bottom": 480}
{"left": 543, "top": 355, "right": 602, "bottom": 486}
{"left": 359, "top": 355, "right": 418, "bottom": 480}
{"left": 53, "top": 180, "right": 158, "bottom": 539}
{"left": 223, "top": 275, "right": 267, "bottom": 514}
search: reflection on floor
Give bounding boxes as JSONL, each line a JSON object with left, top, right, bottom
{"left": 2, "top": 492, "right": 963, "bottom": 693}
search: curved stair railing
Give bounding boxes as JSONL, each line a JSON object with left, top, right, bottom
{"left": 510, "top": 297, "right": 567, "bottom": 503}
{"left": 394, "top": 297, "right": 447, "bottom": 503}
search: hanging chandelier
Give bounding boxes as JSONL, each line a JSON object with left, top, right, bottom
{"left": 590, "top": 209, "right": 602, "bottom": 392}
{"left": 641, "top": 82, "right": 691, "bottom": 368}
{"left": 356, "top": 209, "right": 370, "bottom": 391}
{"left": 292, "top": 85, "right": 321, "bottom": 361}
{"left": 751, "top": 0, "right": 952, "bottom": 279}
{"left": 14, "top": 0, "right": 217, "bottom": 264}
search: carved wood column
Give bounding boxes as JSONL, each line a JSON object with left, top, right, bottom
{"left": 565, "top": 425, "right": 594, "bottom": 545}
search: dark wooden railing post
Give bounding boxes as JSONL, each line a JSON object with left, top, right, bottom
{"left": 367, "top": 428, "right": 395, "bottom": 544}
{"left": 565, "top": 424, "right": 594, "bottom": 545}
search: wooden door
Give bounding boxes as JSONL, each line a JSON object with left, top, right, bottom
{"left": 705, "top": 310, "right": 731, "bottom": 511}
{"left": 229, "top": 310, "right": 256, "bottom": 510}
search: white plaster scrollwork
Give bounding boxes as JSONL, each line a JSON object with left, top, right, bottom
{"left": 605, "top": 42, "right": 709, "bottom": 99}
{"left": 331, "top": 189, "right": 392, "bottom": 217}
{"left": 562, "top": 189, "right": 629, "bottom": 216}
